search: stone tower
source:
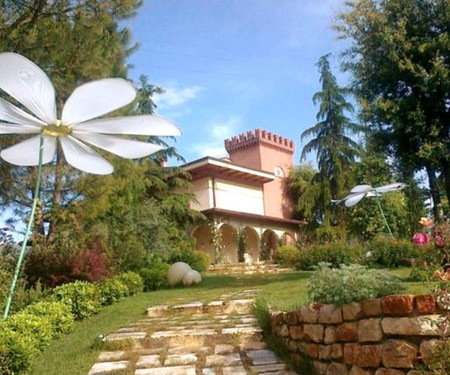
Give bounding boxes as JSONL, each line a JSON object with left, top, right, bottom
{"left": 224, "top": 128, "right": 295, "bottom": 219}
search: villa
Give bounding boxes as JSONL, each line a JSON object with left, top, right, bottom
{"left": 183, "top": 128, "right": 301, "bottom": 263}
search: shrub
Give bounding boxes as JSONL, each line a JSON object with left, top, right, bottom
{"left": 98, "top": 278, "right": 129, "bottom": 306}
{"left": 139, "top": 254, "right": 169, "bottom": 291}
{"left": 168, "top": 248, "right": 210, "bottom": 272}
{"left": 49, "top": 281, "right": 100, "bottom": 320}
{"left": 307, "top": 263, "right": 405, "bottom": 305}
{"left": 117, "top": 272, "right": 143, "bottom": 295}
{"left": 409, "top": 265, "right": 440, "bottom": 282}
{"left": 0, "top": 325, "right": 36, "bottom": 375}
{"left": 5, "top": 313, "right": 53, "bottom": 352}
{"left": 296, "top": 243, "right": 363, "bottom": 270}
{"left": 366, "top": 235, "right": 421, "bottom": 268}
{"left": 22, "top": 301, "right": 74, "bottom": 338}
{"left": 274, "top": 246, "right": 299, "bottom": 268}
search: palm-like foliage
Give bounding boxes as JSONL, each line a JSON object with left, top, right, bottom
{"left": 300, "top": 54, "right": 361, "bottom": 226}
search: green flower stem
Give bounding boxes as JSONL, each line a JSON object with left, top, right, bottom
{"left": 3, "top": 133, "right": 44, "bottom": 319}
{"left": 375, "top": 193, "right": 394, "bottom": 238}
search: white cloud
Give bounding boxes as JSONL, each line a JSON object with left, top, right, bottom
{"left": 191, "top": 117, "right": 241, "bottom": 158}
{"left": 153, "top": 84, "right": 204, "bottom": 110}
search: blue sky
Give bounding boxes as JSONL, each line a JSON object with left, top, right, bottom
{"left": 126, "top": 0, "right": 352, "bottom": 165}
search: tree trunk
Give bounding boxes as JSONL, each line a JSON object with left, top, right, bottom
{"left": 47, "top": 146, "right": 64, "bottom": 242}
{"left": 425, "top": 163, "right": 443, "bottom": 222}
{"left": 441, "top": 158, "right": 450, "bottom": 218}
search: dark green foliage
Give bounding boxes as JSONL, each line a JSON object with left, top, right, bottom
{"left": 0, "top": 325, "right": 36, "bottom": 375}
{"left": 21, "top": 301, "right": 74, "bottom": 338}
{"left": 274, "top": 246, "right": 299, "bottom": 268}
{"left": 237, "top": 227, "right": 247, "bottom": 263}
{"left": 409, "top": 265, "right": 439, "bottom": 282}
{"left": 117, "top": 272, "right": 144, "bottom": 295}
{"left": 307, "top": 263, "right": 405, "bottom": 305}
{"left": 139, "top": 255, "right": 169, "bottom": 291}
{"left": 49, "top": 281, "right": 100, "bottom": 320}
{"left": 98, "top": 278, "right": 129, "bottom": 306}
{"left": 168, "top": 248, "right": 210, "bottom": 273}
{"left": 365, "top": 236, "right": 421, "bottom": 268}
{"left": 296, "top": 243, "right": 363, "bottom": 270}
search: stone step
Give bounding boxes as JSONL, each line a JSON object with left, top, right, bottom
{"left": 208, "top": 262, "right": 291, "bottom": 275}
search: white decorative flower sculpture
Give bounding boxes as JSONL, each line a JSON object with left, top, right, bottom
{"left": 0, "top": 52, "right": 181, "bottom": 318}
{"left": 0, "top": 52, "right": 181, "bottom": 174}
{"left": 332, "top": 183, "right": 407, "bottom": 207}
{"left": 332, "top": 183, "right": 407, "bottom": 237}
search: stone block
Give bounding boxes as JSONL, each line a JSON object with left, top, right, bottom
{"left": 382, "top": 316, "right": 445, "bottom": 336}
{"left": 336, "top": 323, "right": 358, "bottom": 342}
{"left": 326, "top": 362, "right": 349, "bottom": 375}
{"left": 222, "top": 366, "right": 247, "bottom": 375}
{"left": 300, "top": 304, "right": 320, "bottom": 323}
{"left": 344, "top": 344, "right": 382, "bottom": 367}
{"left": 280, "top": 324, "right": 289, "bottom": 337}
{"left": 288, "top": 339, "right": 298, "bottom": 352}
{"left": 324, "top": 326, "right": 336, "bottom": 344}
{"left": 382, "top": 340, "right": 418, "bottom": 369}
{"left": 312, "top": 360, "right": 328, "bottom": 375}
{"left": 146, "top": 305, "right": 169, "bottom": 317}
{"left": 358, "top": 318, "right": 383, "bottom": 342}
{"left": 88, "top": 361, "right": 129, "bottom": 375}
{"left": 381, "top": 295, "right": 414, "bottom": 316}
{"left": 343, "top": 302, "right": 363, "bottom": 321}
{"left": 406, "top": 371, "right": 434, "bottom": 375}
{"left": 361, "top": 299, "right": 382, "bottom": 317}
{"left": 303, "top": 324, "right": 324, "bottom": 343}
{"left": 289, "top": 325, "right": 303, "bottom": 339}
{"left": 415, "top": 295, "right": 436, "bottom": 314}
{"left": 349, "top": 366, "right": 375, "bottom": 375}
{"left": 318, "top": 344, "right": 332, "bottom": 360}
{"left": 319, "top": 304, "right": 343, "bottom": 324}
{"left": 285, "top": 311, "right": 298, "bottom": 325}
{"left": 419, "top": 339, "right": 439, "bottom": 367}
{"left": 136, "top": 355, "right": 161, "bottom": 367}
{"left": 374, "top": 369, "right": 405, "bottom": 375}
{"left": 298, "top": 342, "right": 318, "bottom": 358}
{"left": 331, "top": 343, "right": 343, "bottom": 359}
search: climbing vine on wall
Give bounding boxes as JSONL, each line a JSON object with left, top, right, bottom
{"left": 209, "top": 219, "right": 224, "bottom": 264}
{"left": 237, "top": 226, "right": 247, "bottom": 263}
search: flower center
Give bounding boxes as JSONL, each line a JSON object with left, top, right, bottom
{"left": 42, "top": 120, "right": 72, "bottom": 137}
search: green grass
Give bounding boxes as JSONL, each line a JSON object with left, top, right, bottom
{"left": 29, "top": 268, "right": 436, "bottom": 375}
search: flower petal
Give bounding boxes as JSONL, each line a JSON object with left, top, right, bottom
{"left": 0, "top": 123, "right": 42, "bottom": 134}
{"left": 59, "top": 136, "right": 113, "bottom": 175}
{"left": 72, "top": 115, "right": 182, "bottom": 136}
{"left": 73, "top": 132, "right": 163, "bottom": 159}
{"left": 0, "top": 52, "right": 56, "bottom": 123}
{"left": 0, "top": 135, "right": 56, "bottom": 166}
{"left": 350, "top": 184, "right": 372, "bottom": 193}
{"left": 62, "top": 79, "right": 136, "bottom": 125}
{"left": 345, "top": 192, "right": 367, "bottom": 207}
{"left": 374, "top": 183, "right": 407, "bottom": 193}
{"left": 0, "top": 98, "right": 45, "bottom": 127}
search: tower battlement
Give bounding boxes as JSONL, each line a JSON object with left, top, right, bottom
{"left": 224, "top": 128, "right": 295, "bottom": 154}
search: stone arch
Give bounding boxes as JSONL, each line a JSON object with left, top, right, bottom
{"left": 220, "top": 224, "right": 238, "bottom": 263}
{"left": 262, "top": 229, "right": 278, "bottom": 260}
{"left": 244, "top": 226, "right": 260, "bottom": 263}
{"left": 192, "top": 224, "right": 214, "bottom": 263}
{"left": 282, "top": 231, "right": 296, "bottom": 246}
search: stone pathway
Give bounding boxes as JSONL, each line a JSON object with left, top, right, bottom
{"left": 88, "top": 289, "right": 298, "bottom": 375}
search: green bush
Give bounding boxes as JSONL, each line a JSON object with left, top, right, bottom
{"left": 307, "top": 263, "right": 405, "bottom": 305}
{"left": 366, "top": 236, "right": 421, "bottom": 268}
{"left": 139, "top": 255, "right": 169, "bottom": 291}
{"left": 98, "top": 278, "right": 129, "bottom": 305}
{"left": 5, "top": 313, "right": 53, "bottom": 352}
{"left": 274, "top": 246, "right": 299, "bottom": 268}
{"left": 296, "top": 243, "right": 363, "bottom": 270}
{"left": 409, "top": 265, "right": 440, "bottom": 282}
{"left": 22, "top": 301, "right": 74, "bottom": 338}
{"left": 168, "top": 248, "right": 210, "bottom": 272}
{"left": 0, "top": 324, "right": 36, "bottom": 375}
{"left": 117, "top": 272, "right": 143, "bottom": 295}
{"left": 50, "top": 281, "right": 100, "bottom": 320}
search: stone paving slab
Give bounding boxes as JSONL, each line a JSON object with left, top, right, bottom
{"left": 87, "top": 290, "right": 298, "bottom": 375}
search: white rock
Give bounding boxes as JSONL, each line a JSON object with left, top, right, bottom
{"left": 167, "top": 262, "right": 191, "bottom": 286}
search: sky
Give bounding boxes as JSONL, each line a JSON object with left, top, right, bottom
{"left": 125, "top": 0, "right": 352, "bottom": 166}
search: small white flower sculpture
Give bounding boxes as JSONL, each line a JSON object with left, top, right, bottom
{"left": 0, "top": 52, "right": 181, "bottom": 318}
{"left": 0, "top": 52, "right": 181, "bottom": 174}
{"left": 332, "top": 183, "right": 407, "bottom": 237}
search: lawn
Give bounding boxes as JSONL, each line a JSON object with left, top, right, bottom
{"left": 29, "top": 268, "right": 433, "bottom": 375}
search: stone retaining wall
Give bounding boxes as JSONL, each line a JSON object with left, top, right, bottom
{"left": 270, "top": 294, "right": 447, "bottom": 374}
